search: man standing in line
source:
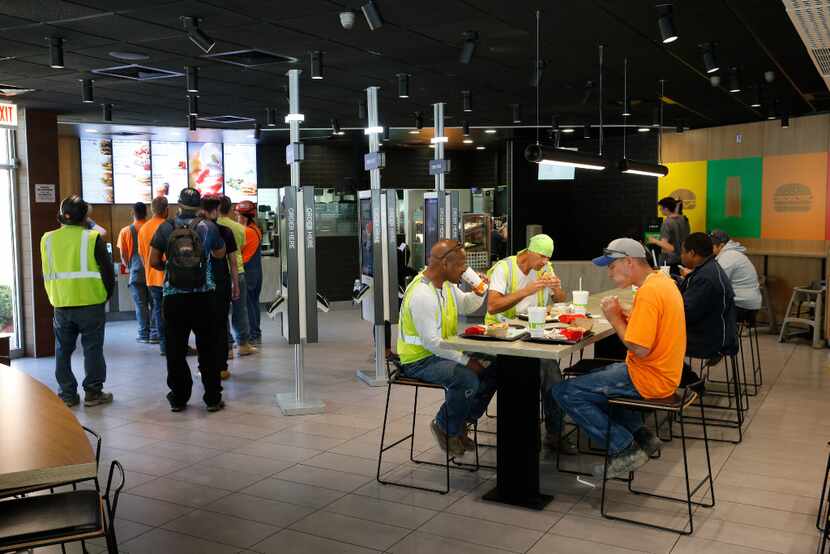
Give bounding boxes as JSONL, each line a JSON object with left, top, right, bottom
{"left": 117, "top": 202, "right": 154, "bottom": 344}
{"left": 218, "top": 196, "right": 255, "bottom": 357}
{"left": 42, "top": 195, "right": 115, "bottom": 407}
{"left": 236, "top": 201, "right": 264, "bottom": 345}
{"left": 137, "top": 196, "right": 169, "bottom": 354}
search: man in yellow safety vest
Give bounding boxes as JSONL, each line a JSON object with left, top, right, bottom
{"left": 397, "top": 239, "right": 495, "bottom": 457}
{"left": 41, "top": 195, "right": 115, "bottom": 408}
{"left": 486, "top": 233, "right": 575, "bottom": 453}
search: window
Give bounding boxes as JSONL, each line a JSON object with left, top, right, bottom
{"left": 0, "top": 129, "right": 20, "bottom": 350}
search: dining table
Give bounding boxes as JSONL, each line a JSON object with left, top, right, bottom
{"left": 0, "top": 364, "right": 97, "bottom": 492}
{"left": 440, "top": 286, "right": 634, "bottom": 510}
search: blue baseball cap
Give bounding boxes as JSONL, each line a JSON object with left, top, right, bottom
{"left": 592, "top": 238, "right": 648, "bottom": 266}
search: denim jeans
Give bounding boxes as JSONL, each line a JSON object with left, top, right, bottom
{"left": 54, "top": 303, "right": 107, "bottom": 402}
{"left": 230, "top": 273, "right": 250, "bottom": 345}
{"left": 246, "top": 266, "right": 262, "bottom": 341}
{"left": 129, "top": 282, "right": 153, "bottom": 340}
{"left": 149, "top": 286, "right": 165, "bottom": 351}
{"left": 401, "top": 355, "right": 498, "bottom": 437}
{"left": 541, "top": 359, "right": 565, "bottom": 435}
{"left": 551, "top": 362, "right": 644, "bottom": 455}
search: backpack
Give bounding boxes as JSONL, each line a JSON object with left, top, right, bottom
{"left": 166, "top": 217, "right": 206, "bottom": 289}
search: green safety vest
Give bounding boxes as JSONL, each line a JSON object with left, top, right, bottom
{"left": 397, "top": 272, "right": 458, "bottom": 366}
{"left": 41, "top": 225, "right": 107, "bottom": 308}
{"left": 218, "top": 216, "right": 246, "bottom": 274}
{"left": 484, "top": 255, "right": 554, "bottom": 324}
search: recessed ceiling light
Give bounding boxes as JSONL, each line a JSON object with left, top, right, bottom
{"left": 561, "top": 128, "right": 575, "bottom": 133}
{"left": 638, "top": 127, "right": 650, "bottom": 132}
{"left": 476, "top": 146, "right": 486, "bottom": 150}
{"left": 484, "top": 129, "right": 496, "bottom": 134}
{"left": 408, "top": 129, "right": 419, "bottom": 134}
{"left": 463, "top": 138, "right": 474, "bottom": 144}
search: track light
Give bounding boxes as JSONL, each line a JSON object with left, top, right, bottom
{"left": 415, "top": 111, "right": 423, "bottom": 130}
{"left": 102, "top": 103, "right": 112, "bottom": 122}
{"left": 254, "top": 123, "right": 261, "bottom": 140}
{"left": 383, "top": 126, "right": 391, "bottom": 141}
{"left": 619, "top": 158, "right": 669, "bottom": 177}
{"left": 462, "top": 90, "right": 472, "bottom": 112}
{"left": 511, "top": 103, "right": 521, "bottom": 124}
{"left": 700, "top": 42, "right": 719, "bottom": 74}
{"left": 750, "top": 84, "right": 762, "bottom": 108}
{"left": 728, "top": 67, "right": 742, "bottom": 93}
{"left": 266, "top": 107, "right": 276, "bottom": 127}
{"left": 361, "top": 1, "right": 384, "bottom": 31}
{"left": 638, "top": 126, "right": 651, "bottom": 132}
{"left": 459, "top": 31, "right": 478, "bottom": 64}
{"left": 781, "top": 114, "right": 790, "bottom": 128}
{"left": 652, "top": 107, "right": 660, "bottom": 127}
{"left": 397, "top": 73, "right": 410, "bottom": 99}
{"left": 463, "top": 139, "right": 474, "bottom": 144}
{"left": 331, "top": 118, "right": 344, "bottom": 135}
{"left": 81, "top": 79, "right": 94, "bottom": 103}
{"left": 583, "top": 124, "right": 591, "bottom": 139}
{"left": 358, "top": 100, "right": 366, "bottom": 120}
{"left": 525, "top": 144, "right": 606, "bottom": 171}
{"left": 561, "top": 127, "right": 574, "bottom": 134}
{"left": 181, "top": 17, "right": 216, "bottom": 54}
{"left": 656, "top": 3, "right": 678, "bottom": 44}
{"left": 185, "top": 65, "right": 198, "bottom": 93}
{"left": 48, "top": 37, "right": 64, "bottom": 69}
{"left": 462, "top": 120, "right": 470, "bottom": 136}
{"left": 310, "top": 51, "right": 323, "bottom": 80}
{"left": 188, "top": 114, "right": 196, "bottom": 131}
{"left": 187, "top": 94, "right": 198, "bottom": 116}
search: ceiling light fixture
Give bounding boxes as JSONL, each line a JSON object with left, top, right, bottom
{"left": 462, "top": 90, "right": 472, "bottom": 112}
{"left": 185, "top": 65, "right": 198, "bottom": 93}
{"left": 583, "top": 124, "right": 591, "bottom": 139}
{"left": 361, "top": 1, "right": 384, "bottom": 31}
{"left": 750, "top": 84, "right": 762, "bottom": 108}
{"left": 364, "top": 125, "right": 383, "bottom": 135}
{"left": 188, "top": 114, "right": 196, "bottom": 131}
{"left": 656, "top": 2, "right": 678, "bottom": 44}
{"left": 459, "top": 31, "right": 479, "bottom": 64}
{"left": 415, "top": 111, "right": 423, "bottom": 130}
{"left": 48, "top": 37, "right": 64, "bottom": 69}
{"left": 266, "top": 107, "right": 276, "bottom": 126}
{"left": 511, "top": 103, "right": 521, "bottom": 124}
{"left": 622, "top": 58, "right": 631, "bottom": 116}
{"left": 463, "top": 138, "right": 474, "bottom": 144}
{"left": 619, "top": 158, "right": 668, "bottom": 177}
{"left": 476, "top": 146, "right": 485, "bottom": 150}
{"left": 187, "top": 94, "right": 198, "bottom": 116}
{"left": 617, "top": 65, "right": 669, "bottom": 178}
{"left": 310, "top": 51, "right": 323, "bottom": 80}
{"left": 781, "top": 114, "right": 790, "bottom": 128}
{"left": 700, "top": 42, "right": 719, "bottom": 74}
{"left": 527, "top": 145, "right": 606, "bottom": 170}
{"left": 181, "top": 16, "right": 216, "bottom": 54}
{"left": 102, "top": 103, "right": 112, "bottom": 122}
{"left": 397, "top": 73, "right": 410, "bottom": 98}
{"left": 485, "top": 129, "right": 497, "bottom": 134}
{"left": 709, "top": 75, "right": 721, "bottom": 87}
{"left": 284, "top": 113, "right": 305, "bottom": 123}
{"left": 331, "top": 118, "right": 344, "bottom": 135}
{"left": 462, "top": 120, "right": 470, "bottom": 136}
{"left": 254, "top": 123, "right": 261, "bottom": 140}
{"left": 638, "top": 126, "right": 651, "bottom": 132}
{"left": 728, "top": 66, "right": 742, "bottom": 93}
{"left": 81, "top": 79, "right": 94, "bottom": 103}
{"left": 408, "top": 130, "right": 419, "bottom": 135}
{"left": 561, "top": 127, "right": 574, "bottom": 133}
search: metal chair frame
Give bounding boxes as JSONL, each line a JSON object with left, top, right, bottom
{"left": 679, "top": 354, "right": 745, "bottom": 444}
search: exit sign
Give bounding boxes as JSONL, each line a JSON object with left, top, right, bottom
{"left": 0, "top": 103, "right": 17, "bottom": 127}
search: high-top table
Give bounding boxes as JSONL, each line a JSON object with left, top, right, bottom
{"left": 440, "top": 287, "right": 634, "bottom": 510}
{"left": 0, "top": 364, "right": 96, "bottom": 492}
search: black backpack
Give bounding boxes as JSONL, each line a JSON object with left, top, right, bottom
{"left": 166, "top": 217, "right": 206, "bottom": 289}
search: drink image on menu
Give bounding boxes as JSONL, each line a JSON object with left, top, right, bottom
{"left": 188, "top": 142, "right": 223, "bottom": 195}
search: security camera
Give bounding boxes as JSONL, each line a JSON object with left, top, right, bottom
{"left": 340, "top": 10, "right": 356, "bottom": 30}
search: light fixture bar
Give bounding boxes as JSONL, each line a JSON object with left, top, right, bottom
{"left": 618, "top": 158, "right": 669, "bottom": 177}
{"left": 525, "top": 143, "right": 606, "bottom": 171}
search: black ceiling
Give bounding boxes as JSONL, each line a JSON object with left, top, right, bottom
{"left": 0, "top": 0, "right": 824, "bottom": 132}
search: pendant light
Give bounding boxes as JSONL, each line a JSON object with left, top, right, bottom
{"left": 462, "top": 90, "right": 472, "bottom": 112}
{"left": 185, "top": 65, "right": 199, "bottom": 93}
{"left": 102, "top": 103, "right": 112, "bottom": 122}
{"left": 396, "top": 73, "right": 410, "bottom": 98}
{"left": 48, "top": 37, "right": 64, "bottom": 69}
{"left": 266, "top": 107, "right": 276, "bottom": 127}
{"left": 188, "top": 114, "right": 197, "bottom": 131}
{"left": 81, "top": 79, "right": 94, "bottom": 103}
{"left": 618, "top": 70, "right": 668, "bottom": 178}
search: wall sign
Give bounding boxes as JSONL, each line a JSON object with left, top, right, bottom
{"left": 0, "top": 103, "right": 17, "bottom": 127}
{"left": 34, "top": 183, "right": 56, "bottom": 203}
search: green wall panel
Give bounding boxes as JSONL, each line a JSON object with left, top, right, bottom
{"left": 706, "top": 157, "right": 763, "bottom": 237}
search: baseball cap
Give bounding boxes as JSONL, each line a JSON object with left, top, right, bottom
{"left": 592, "top": 238, "right": 648, "bottom": 267}
{"left": 709, "top": 229, "right": 730, "bottom": 245}
{"left": 527, "top": 234, "right": 554, "bottom": 257}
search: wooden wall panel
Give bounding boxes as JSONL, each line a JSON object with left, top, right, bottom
{"left": 706, "top": 123, "right": 764, "bottom": 160}
{"left": 763, "top": 114, "right": 830, "bottom": 156}
{"left": 57, "top": 135, "right": 80, "bottom": 199}
{"left": 661, "top": 128, "right": 709, "bottom": 162}
{"left": 765, "top": 256, "right": 824, "bottom": 324}
{"left": 738, "top": 237, "right": 828, "bottom": 257}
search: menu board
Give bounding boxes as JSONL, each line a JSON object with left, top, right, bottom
{"left": 151, "top": 141, "right": 188, "bottom": 201}
{"left": 80, "top": 139, "right": 113, "bottom": 203}
{"left": 223, "top": 143, "right": 257, "bottom": 202}
{"left": 112, "top": 140, "right": 151, "bottom": 204}
{"left": 188, "top": 142, "right": 223, "bottom": 195}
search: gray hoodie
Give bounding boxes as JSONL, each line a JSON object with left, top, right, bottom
{"left": 715, "top": 240, "right": 762, "bottom": 310}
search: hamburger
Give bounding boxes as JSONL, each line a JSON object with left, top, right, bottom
{"left": 773, "top": 183, "right": 812, "bottom": 212}
{"left": 486, "top": 322, "right": 510, "bottom": 338}
{"left": 669, "top": 188, "right": 696, "bottom": 210}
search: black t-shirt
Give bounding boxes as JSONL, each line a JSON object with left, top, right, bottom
{"left": 213, "top": 224, "right": 238, "bottom": 284}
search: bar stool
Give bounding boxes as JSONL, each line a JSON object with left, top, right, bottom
{"left": 737, "top": 309, "right": 763, "bottom": 395}
{"left": 677, "top": 353, "right": 745, "bottom": 444}
{"left": 817, "top": 442, "right": 830, "bottom": 553}
{"left": 779, "top": 282, "right": 826, "bottom": 349}
{"left": 755, "top": 276, "right": 776, "bottom": 334}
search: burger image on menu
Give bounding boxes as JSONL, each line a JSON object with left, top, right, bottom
{"left": 669, "top": 188, "right": 696, "bottom": 210}
{"left": 100, "top": 140, "right": 113, "bottom": 203}
{"left": 773, "top": 182, "right": 812, "bottom": 212}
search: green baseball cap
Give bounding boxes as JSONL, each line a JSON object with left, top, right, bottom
{"left": 527, "top": 234, "right": 554, "bottom": 257}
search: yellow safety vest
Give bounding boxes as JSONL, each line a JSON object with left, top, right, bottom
{"left": 484, "top": 255, "right": 554, "bottom": 324}
{"left": 40, "top": 225, "right": 107, "bottom": 308}
{"left": 218, "top": 216, "right": 246, "bottom": 274}
{"left": 397, "top": 272, "right": 458, "bottom": 366}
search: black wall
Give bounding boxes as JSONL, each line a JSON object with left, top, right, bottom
{"left": 511, "top": 131, "right": 659, "bottom": 260}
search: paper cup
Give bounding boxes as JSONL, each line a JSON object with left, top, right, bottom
{"left": 461, "top": 267, "right": 487, "bottom": 294}
{"left": 572, "top": 290, "right": 589, "bottom": 314}
{"left": 527, "top": 306, "right": 546, "bottom": 337}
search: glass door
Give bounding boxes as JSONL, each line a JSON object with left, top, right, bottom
{"left": 0, "top": 129, "right": 21, "bottom": 352}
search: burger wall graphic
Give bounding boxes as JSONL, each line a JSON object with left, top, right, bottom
{"left": 773, "top": 182, "right": 812, "bottom": 212}
{"left": 669, "top": 188, "right": 696, "bottom": 210}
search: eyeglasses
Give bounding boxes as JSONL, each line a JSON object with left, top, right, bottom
{"left": 603, "top": 248, "right": 628, "bottom": 258}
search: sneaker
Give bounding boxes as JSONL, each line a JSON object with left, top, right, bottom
{"left": 543, "top": 432, "right": 579, "bottom": 455}
{"left": 148, "top": 337, "right": 160, "bottom": 344}
{"left": 237, "top": 343, "right": 257, "bottom": 356}
{"left": 186, "top": 346, "right": 197, "bottom": 356}
{"left": 166, "top": 392, "right": 186, "bottom": 412}
{"left": 635, "top": 426, "right": 663, "bottom": 458}
{"left": 592, "top": 444, "right": 649, "bottom": 481}
{"left": 430, "top": 419, "right": 465, "bottom": 457}
{"left": 220, "top": 370, "right": 231, "bottom": 380}
{"left": 135, "top": 337, "right": 150, "bottom": 344}
{"left": 207, "top": 400, "right": 226, "bottom": 412}
{"left": 251, "top": 336, "right": 262, "bottom": 345}
{"left": 62, "top": 395, "right": 80, "bottom": 408}
{"left": 83, "top": 391, "right": 113, "bottom": 407}
{"left": 459, "top": 423, "right": 477, "bottom": 452}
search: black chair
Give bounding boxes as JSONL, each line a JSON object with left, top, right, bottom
{"left": 600, "top": 364, "right": 715, "bottom": 535}
{"left": 817, "top": 442, "right": 830, "bottom": 553}
{"left": 376, "top": 357, "right": 488, "bottom": 495}
{"left": 738, "top": 310, "right": 763, "bottom": 396}
{"left": 0, "top": 460, "right": 125, "bottom": 554}
{"left": 678, "top": 354, "right": 744, "bottom": 444}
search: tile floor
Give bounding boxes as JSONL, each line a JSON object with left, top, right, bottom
{"left": 10, "top": 308, "right": 829, "bottom": 553}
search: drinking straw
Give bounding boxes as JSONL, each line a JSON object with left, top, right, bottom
{"left": 651, "top": 249, "right": 658, "bottom": 267}
{"left": 579, "top": 276, "right": 582, "bottom": 291}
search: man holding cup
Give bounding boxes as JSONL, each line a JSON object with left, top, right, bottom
{"left": 485, "top": 234, "right": 574, "bottom": 453}
{"left": 551, "top": 238, "right": 686, "bottom": 480}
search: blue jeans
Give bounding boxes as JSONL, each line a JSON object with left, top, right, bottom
{"left": 230, "top": 273, "right": 250, "bottom": 345}
{"left": 149, "top": 286, "right": 165, "bottom": 351}
{"left": 401, "top": 355, "right": 497, "bottom": 437}
{"left": 129, "top": 282, "right": 153, "bottom": 340}
{"left": 246, "top": 266, "right": 262, "bottom": 341}
{"left": 551, "top": 362, "right": 644, "bottom": 455}
{"left": 54, "top": 303, "right": 107, "bottom": 402}
{"left": 541, "top": 359, "right": 565, "bottom": 435}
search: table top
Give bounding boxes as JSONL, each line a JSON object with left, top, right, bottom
{"left": 0, "top": 365, "right": 96, "bottom": 491}
{"left": 441, "top": 287, "right": 634, "bottom": 360}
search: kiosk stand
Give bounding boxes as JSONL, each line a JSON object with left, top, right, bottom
{"left": 274, "top": 68, "right": 325, "bottom": 415}
{"left": 423, "top": 102, "right": 461, "bottom": 260}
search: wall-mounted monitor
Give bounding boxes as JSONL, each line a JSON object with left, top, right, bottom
{"left": 151, "top": 141, "right": 188, "bottom": 201}
{"left": 224, "top": 143, "right": 257, "bottom": 202}
{"left": 112, "top": 140, "right": 151, "bottom": 204}
{"left": 188, "top": 142, "right": 223, "bottom": 195}
{"left": 80, "top": 138, "right": 113, "bottom": 204}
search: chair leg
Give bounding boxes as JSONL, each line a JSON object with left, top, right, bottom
{"left": 698, "top": 396, "right": 716, "bottom": 508}
{"left": 752, "top": 323, "right": 763, "bottom": 387}
{"left": 818, "top": 449, "right": 830, "bottom": 531}
{"left": 678, "top": 409, "right": 694, "bottom": 535}
{"left": 376, "top": 383, "right": 393, "bottom": 483}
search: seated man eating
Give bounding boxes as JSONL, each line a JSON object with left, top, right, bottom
{"left": 397, "top": 239, "right": 496, "bottom": 457}
{"left": 552, "top": 238, "right": 686, "bottom": 479}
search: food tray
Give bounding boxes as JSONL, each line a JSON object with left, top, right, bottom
{"left": 460, "top": 330, "right": 529, "bottom": 342}
{"left": 517, "top": 313, "right": 558, "bottom": 323}
{"left": 522, "top": 331, "right": 594, "bottom": 345}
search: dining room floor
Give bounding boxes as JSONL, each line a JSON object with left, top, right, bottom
{"left": 10, "top": 306, "right": 830, "bottom": 554}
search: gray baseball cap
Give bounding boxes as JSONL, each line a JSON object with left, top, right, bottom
{"left": 709, "top": 229, "right": 730, "bottom": 245}
{"left": 592, "top": 238, "right": 648, "bottom": 266}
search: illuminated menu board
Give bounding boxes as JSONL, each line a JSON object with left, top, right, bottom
{"left": 188, "top": 142, "right": 223, "bottom": 195}
{"left": 151, "top": 141, "right": 188, "bottom": 201}
{"left": 223, "top": 143, "right": 257, "bottom": 202}
{"left": 112, "top": 140, "right": 151, "bottom": 204}
{"left": 80, "top": 138, "right": 113, "bottom": 204}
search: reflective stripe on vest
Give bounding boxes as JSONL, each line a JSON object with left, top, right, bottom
{"left": 397, "top": 272, "right": 458, "bottom": 365}
{"left": 484, "top": 256, "right": 553, "bottom": 324}
{"left": 41, "top": 226, "right": 107, "bottom": 308}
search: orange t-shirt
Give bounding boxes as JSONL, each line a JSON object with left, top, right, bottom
{"left": 137, "top": 215, "right": 167, "bottom": 287}
{"left": 624, "top": 272, "right": 686, "bottom": 399}
{"left": 116, "top": 220, "right": 144, "bottom": 264}
{"left": 241, "top": 224, "right": 262, "bottom": 264}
